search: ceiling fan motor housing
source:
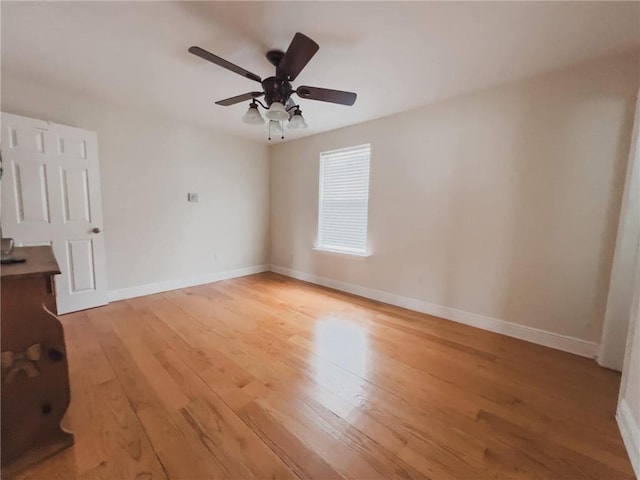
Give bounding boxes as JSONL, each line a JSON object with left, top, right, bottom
{"left": 262, "top": 77, "right": 293, "bottom": 107}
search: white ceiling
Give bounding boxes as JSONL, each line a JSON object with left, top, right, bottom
{"left": 2, "top": 1, "right": 639, "bottom": 143}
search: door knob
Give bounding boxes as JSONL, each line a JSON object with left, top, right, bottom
{"left": 91, "top": 227, "right": 101, "bottom": 234}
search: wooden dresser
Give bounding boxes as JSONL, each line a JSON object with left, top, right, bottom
{"left": 1, "top": 246, "right": 74, "bottom": 476}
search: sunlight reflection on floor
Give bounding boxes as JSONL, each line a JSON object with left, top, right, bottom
{"left": 312, "top": 317, "right": 370, "bottom": 404}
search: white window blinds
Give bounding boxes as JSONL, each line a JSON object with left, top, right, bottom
{"left": 317, "top": 144, "right": 371, "bottom": 255}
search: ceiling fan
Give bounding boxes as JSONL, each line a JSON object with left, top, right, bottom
{"left": 188, "top": 32, "right": 357, "bottom": 139}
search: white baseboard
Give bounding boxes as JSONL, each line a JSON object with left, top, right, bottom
{"left": 108, "top": 264, "right": 270, "bottom": 302}
{"left": 617, "top": 399, "right": 640, "bottom": 478}
{"left": 269, "top": 264, "right": 599, "bottom": 358}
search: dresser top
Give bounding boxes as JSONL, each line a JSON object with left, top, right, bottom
{"left": 1, "top": 246, "right": 61, "bottom": 279}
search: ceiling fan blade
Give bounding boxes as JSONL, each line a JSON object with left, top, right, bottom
{"left": 189, "top": 46, "right": 262, "bottom": 83}
{"left": 276, "top": 33, "right": 319, "bottom": 81}
{"left": 296, "top": 86, "right": 357, "bottom": 106}
{"left": 215, "top": 92, "right": 264, "bottom": 106}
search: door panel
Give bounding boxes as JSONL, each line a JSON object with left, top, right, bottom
{"left": 1, "top": 112, "right": 108, "bottom": 314}
{"left": 61, "top": 167, "right": 91, "bottom": 223}
{"left": 8, "top": 125, "right": 45, "bottom": 153}
{"left": 57, "top": 135, "right": 88, "bottom": 160}
{"left": 13, "top": 162, "right": 51, "bottom": 223}
{"left": 66, "top": 239, "right": 96, "bottom": 292}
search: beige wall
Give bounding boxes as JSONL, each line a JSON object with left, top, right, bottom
{"left": 1, "top": 73, "right": 270, "bottom": 292}
{"left": 270, "top": 53, "right": 639, "bottom": 343}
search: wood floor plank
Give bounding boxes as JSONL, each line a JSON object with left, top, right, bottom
{"left": 237, "top": 401, "right": 345, "bottom": 480}
{"left": 153, "top": 348, "right": 297, "bottom": 479}
{"left": 257, "top": 381, "right": 472, "bottom": 480}
{"left": 14, "top": 272, "right": 635, "bottom": 479}
{"left": 135, "top": 406, "right": 233, "bottom": 479}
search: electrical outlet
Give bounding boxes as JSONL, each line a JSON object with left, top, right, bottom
{"left": 187, "top": 192, "right": 199, "bottom": 203}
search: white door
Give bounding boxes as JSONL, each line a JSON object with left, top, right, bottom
{"left": 1, "top": 112, "right": 108, "bottom": 314}
{"left": 599, "top": 89, "right": 640, "bottom": 370}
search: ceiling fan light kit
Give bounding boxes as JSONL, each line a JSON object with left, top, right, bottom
{"left": 189, "top": 32, "right": 357, "bottom": 140}
{"left": 288, "top": 108, "right": 308, "bottom": 129}
{"left": 265, "top": 102, "right": 289, "bottom": 121}
{"left": 241, "top": 102, "right": 265, "bottom": 125}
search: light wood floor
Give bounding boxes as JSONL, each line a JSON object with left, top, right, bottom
{"left": 16, "top": 273, "right": 633, "bottom": 479}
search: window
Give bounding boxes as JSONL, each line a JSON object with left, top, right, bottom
{"left": 317, "top": 144, "right": 371, "bottom": 255}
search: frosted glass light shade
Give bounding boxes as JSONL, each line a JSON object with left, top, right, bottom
{"left": 265, "top": 102, "right": 289, "bottom": 121}
{"left": 288, "top": 112, "right": 308, "bottom": 129}
{"left": 242, "top": 104, "right": 264, "bottom": 125}
{"left": 269, "top": 120, "right": 283, "bottom": 136}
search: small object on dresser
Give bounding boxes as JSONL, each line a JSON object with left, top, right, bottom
{"left": 1, "top": 257, "right": 26, "bottom": 265}
{"left": 1, "top": 237, "right": 15, "bottom": 260}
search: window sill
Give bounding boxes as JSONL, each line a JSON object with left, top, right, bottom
{"left": 313, "top": 247, "right": 370, "bottom": 259}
